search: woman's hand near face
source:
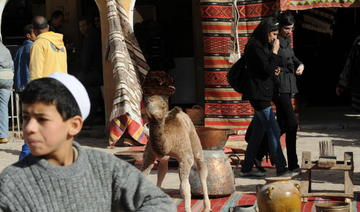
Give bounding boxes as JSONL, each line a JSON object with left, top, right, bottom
{"left": 272, "top": 38, "right": 280, "bottom": 54}
{"left": 275, "top": 67, "right": 281, "bottom": 76}
{"left": 295, "top": 64, "right": 304, "bottom": 75}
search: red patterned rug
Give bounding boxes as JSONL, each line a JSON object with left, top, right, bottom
{"left": 200, "top": 0, "right": 277, "bottom": 129}
{"left": 172, "top": 192, "right": 360, "bottom": 212}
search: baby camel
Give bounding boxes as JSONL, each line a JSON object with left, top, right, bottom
{"left": 142, "top": 95, "right": 211, "bottom": 212}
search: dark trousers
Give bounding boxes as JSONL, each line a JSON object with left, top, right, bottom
{"left": 273, "top": 93, "right": 299, "bottom": 170}
{"left": 241, "top": 106, "right": 287, "bottom": 174}
{"left": 85, "top": 85, "right": 104, "bottom": 119}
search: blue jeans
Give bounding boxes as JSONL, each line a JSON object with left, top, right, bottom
{"left": 241, "top": 106, "right": 287, "bottom": 174}
{"left": 0, "top": 79, "right": 12, "bottom": 138}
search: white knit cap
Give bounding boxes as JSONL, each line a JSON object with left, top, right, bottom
{"left": 48, "top": 72, "right": 91, "bottom": 120}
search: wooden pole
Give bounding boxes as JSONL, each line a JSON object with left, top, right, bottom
{"left": 95, "top": 0, "right": 114, "bottom": 129}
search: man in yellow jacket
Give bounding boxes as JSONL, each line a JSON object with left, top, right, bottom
{"left": 30, "top": 16, "right": 67, "bottom": 80}
{"left": 21, "top": 16, "right": 68, "bottom": 159}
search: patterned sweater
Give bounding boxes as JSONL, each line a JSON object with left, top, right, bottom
{"left": 0, "top": 142, "right": 176, "bottom": 212}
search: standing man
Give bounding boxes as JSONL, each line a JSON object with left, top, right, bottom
{"left": 0, "top": 42, "right": 14, "bottom": 144}
{"left": 78, "top": 17, "right": 103, "bottom": 123}
{"left": 30, "top": 15, "right": 67, "bottom": 80}
{"left": 49, "top": 10, "right": 64, "bottom": 34}
{"left": 14, "top": 24, "right": 36, "bottom": 157}
{"left": 14, "top": 24, "right": 36, "bottom": 92}
{"left": 336, "top": 35, "right": 360, "bottom": 112}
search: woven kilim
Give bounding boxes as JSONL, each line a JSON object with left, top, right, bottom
{"left": 106, "top": 0, "right": 149, "bottom": 146}
{"left": 201, "top": 0, "right": 277, "bottom": 129}
{"left": 280, "top": 0, "right": 360, "bottom": 11}
{"left": 173, "top": 192, "right": 360, "bottom": 212}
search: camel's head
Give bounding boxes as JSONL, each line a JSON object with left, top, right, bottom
{"left": 145, "top": 95, "right": 169, "bottom": 121}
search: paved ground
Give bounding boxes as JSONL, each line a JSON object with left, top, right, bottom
{"left": 1, "top": 106, "right": 360, "bottom": 197}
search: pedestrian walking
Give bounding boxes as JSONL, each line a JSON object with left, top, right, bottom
{"left": 240, "top": 16, "right": 287, "bottom": 177}
{"left": 0, "top": 42, "right": 14, "bottom": 144}
{"left": 273, "top": 11, "right": 304, "bottom": 173}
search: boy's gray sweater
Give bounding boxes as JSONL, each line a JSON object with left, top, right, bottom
{"left": 0, "top": 142, "right": 176, "bottom": 212}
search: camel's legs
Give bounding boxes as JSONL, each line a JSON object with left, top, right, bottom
{"left": 178, "top": 158, "right": 194, "bottom": 212}
{"left": 157, "top": 157, "right": 169, "bottom": 187}
{"left": 195, "top": 158, "right": 211, "bottom": 212}
{"left": 142, "top": 145, "right": 156, "bottom": 176}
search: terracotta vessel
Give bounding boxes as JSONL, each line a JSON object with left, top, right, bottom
{"left": 195, "top": 126, "right": 235, "bottom": 150}
{"left": 189, "top": 150, "right": 235, "bottom": 197}
{"left": 315, "top": 202, "right": 350, "bottom": 212}
{"left": 256, "top": 177, "right": 301, "bottom": 212}
{"left": 190, "top": 127, "right": 236, "bottom": 196}
{"left": 185, "top": 105, "right": 205, "bottom": 126}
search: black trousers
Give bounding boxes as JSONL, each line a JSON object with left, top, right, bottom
{"left": 273, "top": 93, "right": 299, "bottom": 170}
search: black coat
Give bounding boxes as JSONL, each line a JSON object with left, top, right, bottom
{"left": 277, "top": 36, "right": 302, "bottom": 94}
{"left": 242, "top": 39, "right": 282, "bottom": 101}
{"left": 78, "top": 27, "right": 103, "bottom": 86}
{"left": 338, "top": 35, "right": 360, "bottom": 92}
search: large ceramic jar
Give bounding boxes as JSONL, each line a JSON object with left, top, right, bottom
{"left": 256, "top": 177, "right": 301, "bottom": 212}
{"left": 189, "top": 150, "right": 235, "bottom": 197}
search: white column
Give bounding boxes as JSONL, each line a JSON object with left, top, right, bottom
{"left": 128, "top": 0, "right": 136, "bottom": 29}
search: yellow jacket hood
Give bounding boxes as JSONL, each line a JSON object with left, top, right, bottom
{"left": 36, "top": 31, "right": 65, "bottom": 49}
{"left": 29, "top": 31, "right": 67, "bottom": 80}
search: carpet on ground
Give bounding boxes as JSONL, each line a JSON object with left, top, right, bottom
{"left": 172, "top": 192, "right": 360, "bottom": 212}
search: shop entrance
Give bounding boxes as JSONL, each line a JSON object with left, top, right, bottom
{"left": 293, "top": 7, "right": 360, "bottom": 107}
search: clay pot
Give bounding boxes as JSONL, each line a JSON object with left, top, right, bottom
{"left": 256, "top": 177, "right": 301, "bottom": 212}
{"left": 185, "top": 105, "right": 205, "bottom": 126}
{"left": 195, "top": 126, "right": 234, "bottom": 150}
{"left": 189, "top": 150, "right": 235, "bottom": 197}
{"left": 315, "top": 202, "right": 350, "bottom": 212}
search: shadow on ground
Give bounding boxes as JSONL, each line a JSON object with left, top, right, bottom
{"left": 75, "top": 125, "right": 108, "bottom": 148}
{"left": 0, "top": 148, "right": 21, "bottom": 156}
{"left": 235, "top": 184, "right": 258, "bottom": 193}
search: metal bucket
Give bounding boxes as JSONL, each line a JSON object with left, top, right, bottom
{"left": 315, "top": 202, "right": 350, "bottom": 212}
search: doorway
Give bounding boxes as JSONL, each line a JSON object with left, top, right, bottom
{"left": 293, "top": 8, "right": 360, "bottom": 107}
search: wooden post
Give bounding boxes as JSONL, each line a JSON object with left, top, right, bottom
{"left": 344, "top": 152, "right": 353, "bottom": 196}
{"left": 300, "top": 151, "right": 311, "bottom": 202}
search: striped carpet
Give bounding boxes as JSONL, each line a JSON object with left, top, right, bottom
{"left": 120, "top": 136, "right": 359, "bottom": 211}
{"left": 173, "top": 192, "right": 360, "bottom": 212}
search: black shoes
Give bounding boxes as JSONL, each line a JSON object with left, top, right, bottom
{"left": 239, "top": 170, "right": 266, "bottom": 178}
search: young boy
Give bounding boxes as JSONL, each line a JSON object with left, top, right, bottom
{"left": 0, "top": 73, "right": 176, "bottom": 211}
